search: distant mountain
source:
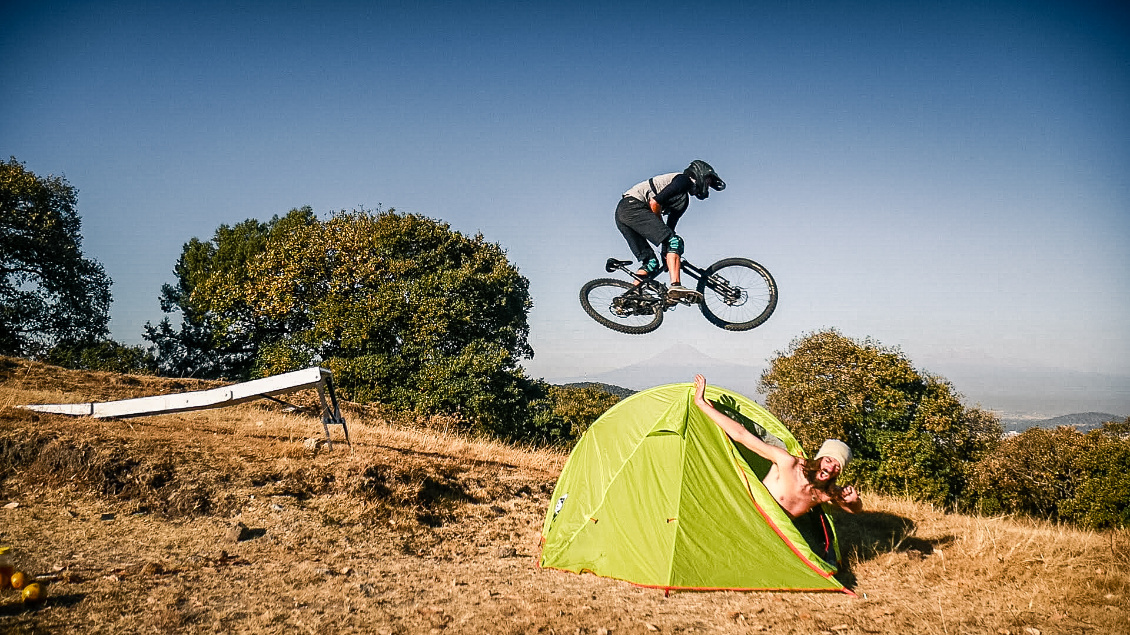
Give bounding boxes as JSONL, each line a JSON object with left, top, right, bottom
{"left": 927, "top": 362, "right": 1130, "bottom": 417}
{"left": 559, "top": 382, "right": 636, "bottom": 399}
{"left": 1000, "top": 412, "right": 1126, "bottom": 434}
{"left": 547, "top": 347, "right": 1130, "bottom": 420}
{"left": 554, "top": 343, "right": 766, "bottom": 400}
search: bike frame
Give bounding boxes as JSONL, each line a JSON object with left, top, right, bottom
{"left": 589, "top": 255, "right": 777, "bottom": 333}
{"left": 605, "top": 257, "right": 713, "bottom": 300}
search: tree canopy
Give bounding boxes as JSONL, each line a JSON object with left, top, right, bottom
{"left": 144, "top": 208, "right": 315, "bottom": 378}
{"left": 148, "top": 207, "right": 541, "bottom": 437}
{"left": 759, "top": 329, "right": 1001, "bottom": 506}
{"left": 970, "top": 420, "right": 1130, "bottom": 529}
{"left": 0, "top": 158, "right": 112, "bottom": 357}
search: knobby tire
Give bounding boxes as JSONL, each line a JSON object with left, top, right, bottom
{"left": 696, "top": 258, "right": 778, "bottom": 331}
{"left": 579, "top": 278, "right": 664, "bottom": 334}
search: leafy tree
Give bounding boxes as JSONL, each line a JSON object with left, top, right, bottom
{"left": 549, "top": 385, "right": 622, "bottom": 439}
{"left": 0, "top": 157, "right": 112, "bottom": 357}
{"left": 967, "top": 426, "right": 1086, "bottom": 518}
{"left": 521, "top": 384, "right": 623, "bottom": 447}
{"left": 758, "top": 329, "right": 1001, "bottom": 506}
{"left": 144, "top": 208, "right": 316, "bottom": 378}
{"left": 242, "top": 208, "right": 535, "bottom": 435}
{"left": 1059, "top": 428, "right": 1130, "bottom": 529}
{"left": 971, "top": 423, "right": 1130, "bottom": 529}
{"left": 152, "top": 207, "right": 543, "bottom": 438}
{"left": 45, "top": 339, "right": 156, "bottom": 374}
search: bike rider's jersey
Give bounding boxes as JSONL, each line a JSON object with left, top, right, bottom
{"left": 623, "top": 173, "right": 691, "bottom": 220}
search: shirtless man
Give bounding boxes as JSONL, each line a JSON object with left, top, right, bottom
{"left": 693, "top": 374, "right": 863, "bottom": 518}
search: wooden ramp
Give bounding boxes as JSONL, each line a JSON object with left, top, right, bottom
{"left": 20, "top": 366, "right": 351, "bottom": 450}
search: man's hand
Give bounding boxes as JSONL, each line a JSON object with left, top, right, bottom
{"left": 649, "top": 198, "right": 662, "bottom": 214}
{"left": 837, "top": 485, "right": 863, "bottom": 513}
{"left": 693, "top": 374, "right": 708, "bottom": 406}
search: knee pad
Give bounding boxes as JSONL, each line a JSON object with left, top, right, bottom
{"left": 664, "top": 234, "right": 685, "bottom": 256}
{"left": 643, "top": 257, "right": 661, "bottom": 273}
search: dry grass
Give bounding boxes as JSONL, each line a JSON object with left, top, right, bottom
{"left": 0, "top": 356, "right": 1126, "bottom": 634}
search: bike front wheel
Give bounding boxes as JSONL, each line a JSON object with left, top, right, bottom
{"left": 579, "top": 278, "right": 664, "bottom": 334}
{"left": 697, "top": 258, "right": 778, "bottom": 331}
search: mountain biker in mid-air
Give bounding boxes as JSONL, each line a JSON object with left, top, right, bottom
{"left": 615, "top": 160, "right": 726, "bottom": 302}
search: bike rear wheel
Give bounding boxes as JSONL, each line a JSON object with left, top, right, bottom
{"left": 580, "top": 278, "right": 664, "bottom": 334}
{"left": 697, "top": 258, "right": 777, "bottom": 331}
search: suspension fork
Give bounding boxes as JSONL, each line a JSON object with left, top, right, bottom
{"left": 690, "top": 260, "right": 743, "bottom": 303}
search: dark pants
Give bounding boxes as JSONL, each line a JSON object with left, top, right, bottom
{"left": 615, "top": 196, "right": 673, "bottom": 264}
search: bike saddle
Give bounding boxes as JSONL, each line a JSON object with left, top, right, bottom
{"left": 605, "top": 258, "right": 633, "bottom": 272}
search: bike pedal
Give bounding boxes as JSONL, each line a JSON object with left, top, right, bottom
{"left": 666, "top": 288, "right": 703, "bottom": 304}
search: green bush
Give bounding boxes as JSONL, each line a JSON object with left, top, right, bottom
{"left": 45, "top": 340, "right": 157, "bottom": 375}
{"left": 1058, "top": 422, "right": 1130, "bottom": 529}
{"left": 968, "top": 419, "right": 1130, "bottom": 529}
{"left": 524, "top": 384, "right": 621, "bottom": 448}
{"left": 967, "top": 426, "right": 1087, "bottom": 518}
{"left": 759, "top": 329, "right": 1001, "bottom": 508}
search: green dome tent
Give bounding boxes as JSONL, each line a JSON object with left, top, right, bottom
{"left": 539, "top": 382, "right": 850, "bottom": 594}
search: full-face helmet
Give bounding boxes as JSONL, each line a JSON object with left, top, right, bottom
{"left": 684, "top": 160, "right": 726, "bottom": 200}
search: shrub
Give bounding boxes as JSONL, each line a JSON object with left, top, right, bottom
{"left": 524, "top": 384, "right": 621, "bottom": 448}
{"left": 1058, "top": 422, "right": 1130, "bottom": 529}
{"left": 967, "top": 426, "right": 1089, "bottom": 519}
{"left": 45, "top": 340, "right": 157, "bottom": 374}
{"left": 759, "top": 329, "right": 1001, "bottom": 507}
{"left": 968, "top": 420, "right": 1130, "bottom": 529}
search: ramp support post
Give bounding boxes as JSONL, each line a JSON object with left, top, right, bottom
{"left": 316, "top": 374, "right": 351, "bottom": 452}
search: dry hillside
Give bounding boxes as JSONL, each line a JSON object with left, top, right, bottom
{"left": 0, "top": 357, "right": 1126, "bottom": 634}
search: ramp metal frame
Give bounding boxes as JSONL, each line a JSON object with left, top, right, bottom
{"left": 19, "top": 366, "right": 351, "bottom": 450}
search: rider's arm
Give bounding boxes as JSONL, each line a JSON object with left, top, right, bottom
{"left": 665, "top": 208, "right": 684, "bottom": 230}
{"left": 654, "top": 174, "right": 693, "bottom": 205}
{"left": 650, "top": 174, "right": 693, "bottom": 215}
{"left": 693, "top": 375, "right": 797, "bottom": 466}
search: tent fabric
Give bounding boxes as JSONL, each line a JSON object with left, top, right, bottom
{"left": 539, "top": 382, "right": 848, "bottom": 593}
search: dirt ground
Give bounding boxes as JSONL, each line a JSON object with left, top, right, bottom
{"left": 0, "top": 357, "right": 1127, "bottom": 634}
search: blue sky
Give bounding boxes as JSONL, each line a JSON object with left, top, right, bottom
{"left": 3, "top": 1, "right": 1128, "bottom": 416}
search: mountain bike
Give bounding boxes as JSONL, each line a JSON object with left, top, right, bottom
{"left": 580, "top": 256, "right": 778, "bottom": 334}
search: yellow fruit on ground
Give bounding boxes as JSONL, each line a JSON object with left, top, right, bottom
{"left": 9, "top": 571, "right": 27, "bottom": 590}
{"left": 21, "top": 582, "right": 45, "bottom": 604}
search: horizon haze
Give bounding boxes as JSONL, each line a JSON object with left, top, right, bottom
{"left": 4, "top": 1, "right": 1127, "bottom": 419}
{"left": 546, "top": 343, "right": 1130, "bottom": 419}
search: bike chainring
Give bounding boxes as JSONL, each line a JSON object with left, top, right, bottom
{"left": 612, "top": 292, "right": 656, "bottom": 317}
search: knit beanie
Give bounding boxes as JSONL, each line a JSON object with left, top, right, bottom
{"left": 814, "top": 439, "right": 852, "bottom": 469}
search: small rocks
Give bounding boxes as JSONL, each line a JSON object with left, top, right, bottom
{"left": 225, "top": 521, "right": 253, "bottom": 543}
{"left": 141, "top": 561, "right": 165, "bottom": 576}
